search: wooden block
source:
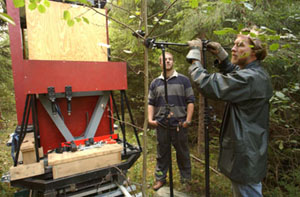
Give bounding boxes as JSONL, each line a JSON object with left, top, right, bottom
{"left": 20, "top": 132, "right": 44, "bottom": 164}
{"left": 48, "top": 144, "right": 122, "bottom": 179}
{"left": 25, "top": 0, "right": 108, "bottom": 61}
{"left": 22, "top": 148, "right": 44, "bottom": 164}
{"left": 20, "top": 132, "right": 35, "bottom": 152}
{"left": 10, "top": 160, "right": 45, "bottom": 181}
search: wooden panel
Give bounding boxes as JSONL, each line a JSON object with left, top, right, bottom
{"left": 48, "top": 143, "right": 122, "bottom": 165}
{"left": 48, "top": 144, "right": 122, "bottom": 179}
{"left": 10, "top": 160, "right": 45, "bottom": 181}
{"left": 25, "top": 1, "right": 108, "bottom": 61}
{"left": 52, "top": 152, "right": 121, "bottom": 179}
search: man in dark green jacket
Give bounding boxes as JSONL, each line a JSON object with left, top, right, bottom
{"left": 186, "top": 28, "right": 273, "bottom": 196}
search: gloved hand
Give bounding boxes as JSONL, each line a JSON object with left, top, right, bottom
{"left": 207, "top": 42, "right": 228, "bottom": 61}
{"left": 187, "top": 38, "right": 203, "bottom": 50}
{"left": 186, "top": 38, "right": 202, "bottom": 63}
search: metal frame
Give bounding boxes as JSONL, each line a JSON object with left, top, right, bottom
{"left": 38, "top": 91, "right": 110, "bottom": 142}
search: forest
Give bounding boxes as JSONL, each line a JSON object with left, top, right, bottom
{"left": 0, "top": 0, "right": 299, "bottom": 196}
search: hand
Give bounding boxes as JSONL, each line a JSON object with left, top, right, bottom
{"left": 148, "top": 120, "right": 158, "bottom": 127}
{"left": 182, "top": 121, "right": 191, "bottom": 128}
{"left": 207, "top": 42, "right": 228, "bottom": 61}
{"left": 186, "top": 38, "right": 202, "bottom": 63}
{"left": 187, "top": 38, "right": 203, "bottom": 50}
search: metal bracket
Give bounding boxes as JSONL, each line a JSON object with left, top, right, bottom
{"left": 65, "top": 86, "right": 72, "bottom": 116}
{"left": 39, "top": 95, "right": 75, "bottom": 142}
{"left": 47, "top": 87, "right": 56, "bottom": 115}
{"left": 39, "top": 91, "right": 109, "bottom": 142}
{"left": 84, "top": 91, "right": 110, "bottom": 139}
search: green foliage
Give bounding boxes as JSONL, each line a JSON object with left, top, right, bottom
{"left": 0, "top": 34, "right": 15, "bottom": 120}
{"left": 0, "top": 13, "right": 15, "bottom": 25}
{"left": 13, "top": 0, "right": 25, "bottom": 8}
{"left": 109, "top": 0, "right": 300, "bottom": 196}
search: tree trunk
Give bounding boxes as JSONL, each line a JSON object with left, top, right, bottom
{"left": 142, "top": 0, "right": 148, "bottom": 196}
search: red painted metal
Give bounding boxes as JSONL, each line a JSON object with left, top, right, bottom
{"left": 23, "top": 60, "right": 127, "bottom": 94}
{"left": 61, "top": 134, "right": 118, "bottom": 147}
{"left": 6, "top": 1, "right": 127, "bottom": 153}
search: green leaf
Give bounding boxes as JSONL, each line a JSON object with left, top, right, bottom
{"left": 28, "top": 2, "right": 37, "bottom": 10}
{"left": 75, "top": 17, "right": 81, "bottom": 22}
{"left": 189, "top": 0, "right": 199, "bottom": 8}
{"left": 275, "top": 91, "right": 285, "bottom": 99}
{"left": 249, "top": 32, "right": 257, "bottom": 38}
{"left": 279, "top": 141, "right": 284, "bottom": 150}
{"left": 243, "top": 2, "right": 253, "bottom": 11}
{"left": 225, "top": 19, "right": 237, "bottom": 22}
{"left": 213, "top": 28, "right": 238, "bottom": 35}
{"left": 162, "top": 19, "right": 172, "bottom": 23}
{"left": 63, "top": 10, "right": 71, "bottom": 21}
{"left": 282, "top": 44, "right": 291, "bottom": 49}
{"left": 44, "top": 0, "right": 50, "bottom": 8}
{"left": 213, "top": 30, "right": 226, "bottom": 35}
{"left": 78, "top": 0, "right": 92, "bottom": 6}
{"left": 221, "top": 0, "right": 231, "bottom": 3}
{"left": 269, "top": 43, "right": 279, "bottom": 51}
{"left": 37, "top": 4, "right": 46, "bottom": 13}
{"left": 67, "top": 19, "right": 75, "bottom": 27}
{"left": 13, "top": 0, "right": 25, "bottom": 8}
{"left": 0, "top": 13, "right": 15, "bottom": 25}
{"left": 82, "top": 17, "right": 89, "bottom": 24}
{"left": 268, "top": 35, "right": 280, "bottom": 41}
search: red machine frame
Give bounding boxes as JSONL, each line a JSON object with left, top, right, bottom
{"left": 7, "top": 0, "right": 128, "bottom": 153}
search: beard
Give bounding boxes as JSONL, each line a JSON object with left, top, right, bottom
{"left": 231, "top": 52, "right": 251, "bottom": 68}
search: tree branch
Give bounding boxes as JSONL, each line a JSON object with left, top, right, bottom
{"left": 147, "top": 0, "right": 179, "bottom": 37}
{"left": 190, "top": 154, "right": 222, "bottom": 176}
{"left": 89, "top": 7, "right": 145, "bottom": 40}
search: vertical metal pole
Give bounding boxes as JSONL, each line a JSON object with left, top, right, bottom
{"left": 123, "top": 91, "right": 142, "bottom": 151}
{"left": 31, "top": 95, "right": 40, "bottom": 162}
{"left": 161, "top": 46, "right": 174, "bottom": 197}
{"left": 120, "top": 90, "right": 127, "bottom": 155}
{"left": 202, "top": 46, "right": 210, "bottom": 197}
{"left": 14, "top": 94, "right": 32, "bottom": 166}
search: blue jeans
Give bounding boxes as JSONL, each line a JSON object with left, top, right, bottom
{"left": 231, "top": 181, "right": 262, "bottom": 197}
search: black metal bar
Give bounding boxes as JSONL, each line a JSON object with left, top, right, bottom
{"left": 123, "top": 91, "right": 142, "bottom": 151}
{"left": 160, "top": 46, "right": 174, "bottom": 197}
{"left": 202, "top": 45, "right": 210, "bottom": 197}
{"left": 110, "top": 91, "right": 124, "bottom": 135}
{"left": 31, "top": 95, "right": 40, "bottom": 162}
{"left": 14, "top": 94, "right": 31, "bottom": 166}
{"left": 120, "top": 91, "right": 127, "bottom": 155}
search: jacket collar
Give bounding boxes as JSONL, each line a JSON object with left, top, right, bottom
{"left": 158, "top": 70, "right": 178, "bottom": 80}
{"left": 245, "top": 60, "right": 261, "bottom": 69}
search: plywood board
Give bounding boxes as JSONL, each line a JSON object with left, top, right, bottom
{"left": 48, "top": 143, "right": 122, "bottom": 165}
{"left": 10, "top": 160, "right": 45, "bottom": 181}
{"left": 52, "top": 151, "right": 121, "bottom": 179}
{"left": 25, "top": 1, "right": 108, "bottom": 61}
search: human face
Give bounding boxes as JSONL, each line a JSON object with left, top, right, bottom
{"left": 160, "top": 53, "right": 174, "bottom": 71}
{"left": 231, "top": 35, "right": 256, "bottom": 69}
